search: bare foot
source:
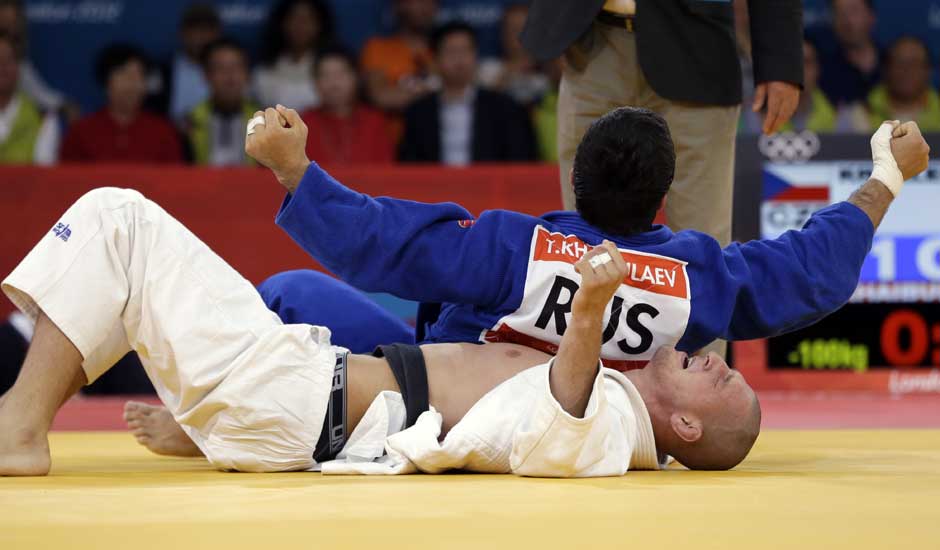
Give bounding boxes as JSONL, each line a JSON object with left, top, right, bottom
{"left": 0, "top": 408, "right": 51, "bottom": 476}
{"left": 123, "top": 401, "right": 203, "bottom": 457}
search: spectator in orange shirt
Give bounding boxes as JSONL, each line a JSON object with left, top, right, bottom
{"left": 301, "top": 48, "right": 393, "bottom": 165}
{"left": 61, "top": 44, "right": 183, "bottom": 164}
{"left": 360, "top": 0, "right": 438, "bottom": 112}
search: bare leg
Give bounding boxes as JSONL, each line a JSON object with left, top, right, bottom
{"left": 0, "top": 312, "right": 86, "bottom": 476}
{"left": 123, "top": 401, "right": 203, "bottom": 457}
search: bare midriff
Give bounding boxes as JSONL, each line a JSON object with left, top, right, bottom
{"left": 345, "top": 343, "right": 553, "bottom": 436}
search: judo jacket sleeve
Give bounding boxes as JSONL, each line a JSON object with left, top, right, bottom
{"left": 275, "top": 162, "right": 537, "bottom": 308}
{"left": 510, "top": 362, "right": 635, "bottom": 478}
{"left": 686, "top": 201, "right": 876, "bottom": 345}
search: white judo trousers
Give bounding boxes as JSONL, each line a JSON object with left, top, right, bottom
{"left": 2, "top": 188, "right": 338, "bottom": 472}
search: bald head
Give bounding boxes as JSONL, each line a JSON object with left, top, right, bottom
{"left": 628, "top": 347, "right": 762, "bottom": 471}
{"left": 672, "top": 392, "right": 761, "bottom": 470}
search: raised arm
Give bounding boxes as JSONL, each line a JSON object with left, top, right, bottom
{"left": 701, "top": 121, "right": 931, "bottom": 343}
{"left": 550, "top": 241, "right": 627, "bottom": 417}
{"left": 510, "top": 242, "right": 643, "bottom": 477}
{"left": 245, "top": 105, "right": 536, "bottom": 307}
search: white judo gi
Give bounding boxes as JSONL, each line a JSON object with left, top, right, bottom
{"left": 3, "top": 187, "right": 664, "bottom": 477}
{"left": 2, "top": 188, "right": 338, "bottom": 472}
{"left": 322, "top": 362, "right": 664, "bottom": 476}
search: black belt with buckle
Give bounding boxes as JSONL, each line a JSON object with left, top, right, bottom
{"left": 597, "top": 10, "right": 635, "bottom": 32}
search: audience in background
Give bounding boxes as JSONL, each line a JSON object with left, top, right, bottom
{"left": 399, "top": 22, "right": 535, "bottom": 165}
{"left": 742, "top": 40, "right": 867, "bottom": 134}
{"left": 477, "top": 3, "right": 548, "bottom": 108}
{"left": 0, "top": 33, "right": 58, "bottom": 164}
{"left": 867, "top": 36, "right": 940, "bottom": 132}
{"left": 300, "top": 47, "right": 393, "bottom": 164}
{"left": 532, "top": 57, "right": 562, "bottom": 162}
{"left": 0, "top": 0, "right": 76, "bottom": 120}
{"left": 360, "top": 0, "right": 438, "bottom": 113}
{"left": 61, "top": 44, "right": 182, "bottom": 163}
{"left": 810, "top": 0, "right": 880, "bottom": 105}
{"left": 165, "top": 3, "right": 222, "bottom": 126}
{"left": 253, "top": 0, "right": 335, "bottom": 111}
{"left": 185, "top": 38, "right": 258, "bottom": 166}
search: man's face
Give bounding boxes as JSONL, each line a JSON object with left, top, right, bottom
{"left": 207, "top": 48, "right": 248, "bottom": 108}
{"left": 315, "top": 56, "right": 357, "bottom": 111}
{"left": 437, "top": 32, "right": 477, "bottom": 89}
{"left": 886, "top": 39, "right": 931, "bottom": 103}
{"left": 0, "top": 40, "right": 18, "bottom": 97}
{"left": 181, "top": 25, "right": 221, "bottom": 60}
{"left": 645, "top": 346, "right": 755, "bottom": 425}
{"left": 832, "top": 0, "right": 875, "bottom": 48}
{"left": 397, "top": 0, "right": 437, "bottom": 33}
{"left": 107, "top": 59, "right": 147, "bottom": 113}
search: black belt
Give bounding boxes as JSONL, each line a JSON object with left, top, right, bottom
{"left": 597, "top": 10, "right": 635, "bottom": 32}
{"left": 372, "top": 344, "right": 430, "bottom": 429}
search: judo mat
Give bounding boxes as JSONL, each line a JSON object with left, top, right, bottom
{"left": 2, "top": 424, "right": 939, "bottom": 549}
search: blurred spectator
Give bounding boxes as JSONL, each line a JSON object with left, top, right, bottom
{"left": 61, "top": 44, "right": 183, "bottom": 164}
{"left": 300, "top": 47, "right": 393, "bottom": 164}
{"left": 0, "top": 33, "right": 58, "bottom": 165}
{"left": 867, "top": 36, "right": 940, "bottom": 132}
{"left": 0, "top": 0, "right": 76, "bottom": 119}
{"left": 532, "top": 57, "right": 563, "bottom": 162}
{"left": 361, "top": 0, "right": 438, "bottom": 112}
{"left": 253, "top": 0, "right": 335, "bottom": 111}
{"left": 743, "top": 40, "right": 867, "bottom": 134}
{"left": 399, "top": 22, "right": 536, "bottom": 164}
{"left": 478, "top": 3, "right": 548, "bottom": 107}
{"left": 185, "top": 38, "right": 258, "bottom": 166}
{"left": 809, "top": 0, "right": 880, "bottom": 105}
{"left": 166, "top": 3, "right": 222, "bottom": 126}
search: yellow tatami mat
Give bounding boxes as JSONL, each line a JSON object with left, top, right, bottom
{"left": 2, "top": 430, "right": 938, "bottom": 550}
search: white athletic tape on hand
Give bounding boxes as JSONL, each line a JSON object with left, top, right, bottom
{"left": 870, "top": 122, "right": 904, "bottom": 197}
{"left": 246, "top": 115, "right": 266, "bottom": 136}
{"left": 588, "top": 252, "right": 612, "bottom": 269}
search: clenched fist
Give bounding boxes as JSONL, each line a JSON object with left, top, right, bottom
{"left": 891, "top": 121, "right": 931, "bottom": 181}
{"left": 245, "top": 105, "right": 311, "bottom": 193}
{"left": 572, "top": 240, "right": 628, "bottom": 318}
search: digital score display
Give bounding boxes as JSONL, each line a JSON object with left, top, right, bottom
{"left": 762, "top": 160, "right": 940, "bottom": 372}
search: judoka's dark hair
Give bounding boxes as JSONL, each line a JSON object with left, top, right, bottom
{"left": 95, "top": 43, "right": 149, "bottom": 87}
{"left": 572, "top": 107, "right": 676, "bottom": 237}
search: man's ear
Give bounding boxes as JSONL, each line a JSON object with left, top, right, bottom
{"left": 670, "top": 411, "right": 702, "bottom": 443}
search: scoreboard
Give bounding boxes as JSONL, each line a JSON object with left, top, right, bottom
{"left": 731, "top": 132, "right": 940, "bottom": 391}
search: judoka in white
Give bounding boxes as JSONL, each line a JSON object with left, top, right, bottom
{"left": 0, "top": 186, "right": 760, "bottom": 477}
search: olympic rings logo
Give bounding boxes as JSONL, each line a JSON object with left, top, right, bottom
{"left": 758, "top": 131, "right": 821, "bottom": 163}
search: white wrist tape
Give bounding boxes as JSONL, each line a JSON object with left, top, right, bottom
{"left": 246, "top": 115, "right": 266, "bottom": 136}
{"left": 870, "top": 122, "right": 904, "bottom": 197}
{"left": 588, "top": 252, "right": 612, "bottom": 269}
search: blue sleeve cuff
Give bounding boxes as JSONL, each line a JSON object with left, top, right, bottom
{"left": 275, "top": 162, "right": 333, "bottom": 228}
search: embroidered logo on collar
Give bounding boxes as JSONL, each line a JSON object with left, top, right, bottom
{"left": 52, "top": 222, "right": 71, "bottom": 242}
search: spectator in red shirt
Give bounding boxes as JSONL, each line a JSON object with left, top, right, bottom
{"left": 61, "top": 44, "right": 183, "bottom": 164}
{"left": 300, "top": 48, "right": 393, "bottom": 165}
